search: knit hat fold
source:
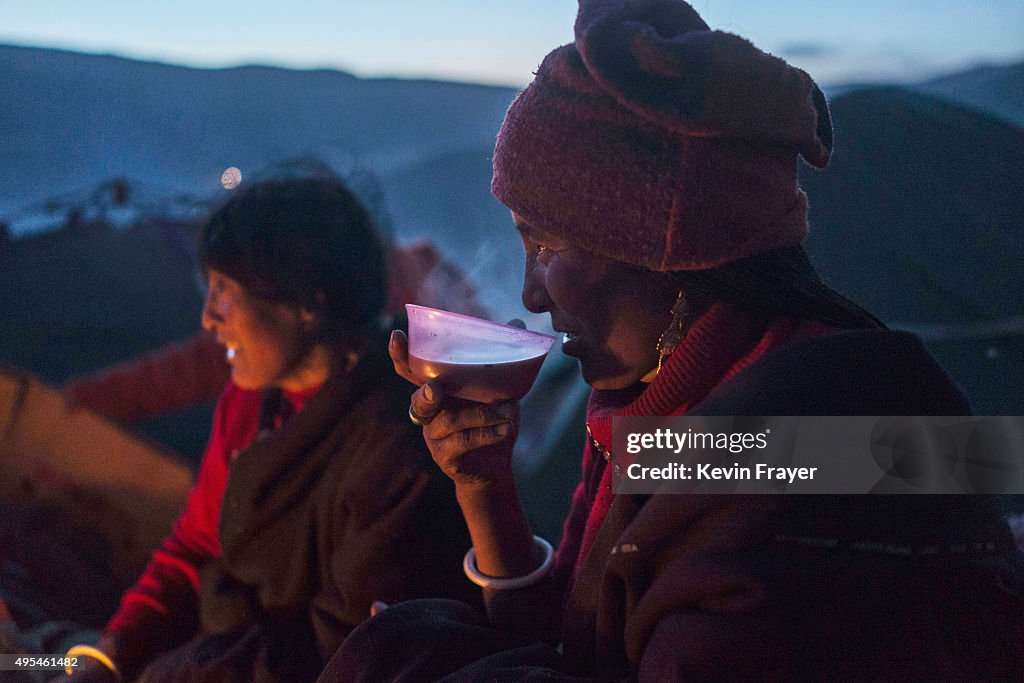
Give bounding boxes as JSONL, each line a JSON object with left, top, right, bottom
{"left": 492, "top": 0, "right": 833, "bottom": 272}
{"left": 575, "top": 0, "right": 831, "bottom": 168}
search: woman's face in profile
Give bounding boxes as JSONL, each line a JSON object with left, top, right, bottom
{"left": 515, "top": 215, "right": 679, "bottom": 390}
{"left": 201, "top": 269, "right": 312, "bottom": 390}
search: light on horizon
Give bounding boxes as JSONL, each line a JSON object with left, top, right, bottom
{"left": 220, "top": 167, "right": 242, "bottom": 190}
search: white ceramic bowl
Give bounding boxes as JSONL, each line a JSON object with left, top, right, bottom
{"left": 405, "top": 304, "right": 556, "bottom": 403}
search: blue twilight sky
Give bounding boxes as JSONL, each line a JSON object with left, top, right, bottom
{"left": 1, "top": 1, "right": 1022, "bottom": 87}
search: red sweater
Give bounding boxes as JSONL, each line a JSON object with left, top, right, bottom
{"left": 551, "top": 304, "right": 835, "bottom": 597}
{"left": 104, "top": 382, "right": 318, "bottom": 654}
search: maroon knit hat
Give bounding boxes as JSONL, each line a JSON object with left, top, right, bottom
{"left": 492, "top": 0, "right": 833, "bottom": 271}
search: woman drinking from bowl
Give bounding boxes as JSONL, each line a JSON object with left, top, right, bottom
{"left": 324, "top": 1, "right": 1024, "bottom": 680}
{"left": 64, "top": 178, "right": 476, "bottom": 682}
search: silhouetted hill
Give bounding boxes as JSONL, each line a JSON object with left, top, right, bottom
{"left": 801, "top": 86, "right": 1024, "bottom": 412}
{"left": 0, "top": 44, "right": 518, "bottom": 211}
{"left": 916, "top": 61, "right": 1024, "bottom": 128}
{"left": 802, "top": 86, "right": 1023, "bottom": 323}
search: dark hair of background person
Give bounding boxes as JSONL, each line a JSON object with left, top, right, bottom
{"left": 198, "top": 177, "right": 387, "bottom": 343}
{"left": 667, "top": 245, "right": 886, "bottom": 330}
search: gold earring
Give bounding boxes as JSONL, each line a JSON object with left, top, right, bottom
{"left": 655, "top": 291, "right": 689, "bottom": 375}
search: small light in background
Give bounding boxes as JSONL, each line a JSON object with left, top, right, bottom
{"left": 221, "top": 167, "right": 242, "bottom": 190}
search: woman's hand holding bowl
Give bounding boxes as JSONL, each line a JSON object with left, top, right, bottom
{"left": 389, "top": 329, "right": 519, "bottom": 489}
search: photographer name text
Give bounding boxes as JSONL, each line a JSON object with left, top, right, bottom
{"left": 625, "top": 462, "right": 817, "bottom": 483}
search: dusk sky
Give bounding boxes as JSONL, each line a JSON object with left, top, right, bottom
{"left": 2, "top": 1, "right": 1022, "bottom": 86}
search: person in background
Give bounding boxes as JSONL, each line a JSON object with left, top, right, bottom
{"left": 64, "top": 177, "right": 476, "bottom": 682}
{"left": 324, "top": 0, "right": 1024, "bottom": 679}
{"left": 62, "top": 239, "right": 488, "bottom": 425}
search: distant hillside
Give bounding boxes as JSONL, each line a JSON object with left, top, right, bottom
{"left": 915, "top": 61, "right": 1024, "bottom": 128}
{"left": 0, "top": 44, "right": 518, "bottom": 211}
{"left": 802, "top": 86, "right": 1023, "bottom": 324}
{"left": 800, "top": 86, "right": 1024, "bottom": 412}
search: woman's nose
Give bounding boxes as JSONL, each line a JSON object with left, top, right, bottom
{"left": 200, "top": 292, "right": 221, "bottom": 330}
{"left": 521, "top": 264, "right": 551, "bottom": 315}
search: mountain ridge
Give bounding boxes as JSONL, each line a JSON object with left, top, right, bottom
{"left": 0, "top": 43, "right": 520, "bottom": 211}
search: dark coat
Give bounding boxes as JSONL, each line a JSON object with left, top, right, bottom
{"left": 142, "top": 346, "right": 478, "bottom": 682}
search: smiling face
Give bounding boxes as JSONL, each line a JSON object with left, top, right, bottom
{"left": 515, "top": 215, "right": 681, "bottom": 390}
{"left": 201, "top": 269, "right": 327, "bottom": 391}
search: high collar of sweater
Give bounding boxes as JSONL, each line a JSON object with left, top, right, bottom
{"left": 586, "top": 301, "right": 775, "bottom": 451}
{"left": 567, "top": 304, "right": 832, "bottom": 584}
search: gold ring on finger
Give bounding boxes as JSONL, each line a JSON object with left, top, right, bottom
{"left": 408, "top": 405, "right": 433, "bottom": 427}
